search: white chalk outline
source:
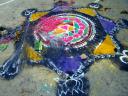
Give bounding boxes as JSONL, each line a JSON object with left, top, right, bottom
{"left": 0, "top": 0, "right": 15, "bottom": 6}
{"left": 94, "top": 0, "right": 100, "bottom": 3}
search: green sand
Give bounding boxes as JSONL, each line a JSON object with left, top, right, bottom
{"left": 0, "top": 0, "right": 128, "bottom": 96}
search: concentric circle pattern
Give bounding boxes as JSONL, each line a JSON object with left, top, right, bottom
{"left": 34, "top": 13, "right": 96, "bottom": 48}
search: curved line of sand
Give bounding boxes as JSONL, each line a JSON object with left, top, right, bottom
{"left": 0, "top": 0, "right": 15, "bottom": 6}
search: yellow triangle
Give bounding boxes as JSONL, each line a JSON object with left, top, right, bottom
{"left": 68, "top": 26, "right": 74, "bottom": 31}
{"left": 93, "top": 35, "right": 116, "bottom": 55}
{"left": 76, "top": 8, "right": 96, "bottom": 16}
{"left": 26, "top": 44, "right": 42, "bottom": 61}
{"left": 29, "top": 12, "right": 48, "bottom": 22}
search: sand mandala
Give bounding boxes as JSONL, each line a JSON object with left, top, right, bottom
{"left": 0, "top": 1, "right": 128, "bottom": 96}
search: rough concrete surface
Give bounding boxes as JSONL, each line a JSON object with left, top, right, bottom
{"left": 0, "top": 0, "right": 128, "bottom": 96}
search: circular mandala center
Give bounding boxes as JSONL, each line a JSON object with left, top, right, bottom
{"left": 34, "top": 13, "right": 96, "bottom": 48}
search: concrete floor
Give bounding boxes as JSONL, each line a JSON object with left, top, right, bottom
{"left": 0, "top": 0, "right": 128, "bottom": 96}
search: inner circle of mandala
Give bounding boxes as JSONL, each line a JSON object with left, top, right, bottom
{"left": 34, "top": 13, "right": 96, "bottom": 48}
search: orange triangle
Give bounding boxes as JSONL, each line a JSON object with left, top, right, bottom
{"left": 93, "top": 35, "right": 116, "bottom": 55}
{"left": 53, "top": 28, "right": 66, "bottom": 35}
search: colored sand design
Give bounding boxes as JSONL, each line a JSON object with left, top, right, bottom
{"left": 0, "top": 1, "right": 128, "bottom": 96}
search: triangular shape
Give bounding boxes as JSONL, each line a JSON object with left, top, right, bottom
{"left": 76, "top": 8, "right": 96, "bottom": 16}
{"left": 53, "top": 28, "right": 66, "bottom": 34}
{"left": 29, "top": 12, "right": 48, "bottom": 22}
{"left": 74, "top": 23, "right": 79, "bottom": 29}
{"left": 26, "top": 44, "right": 42, "bottom": 61}
{"left": 94, "top": 35, "right": 116, "bottom": 55}
{"left": 68, "top": 31, "right": 73, "bottom": 36}
{"left": 69, "top": 26, "right": 75, "bottom": 31}
{"left": 98, "top": 17, "right": 116, "bottom": 33}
